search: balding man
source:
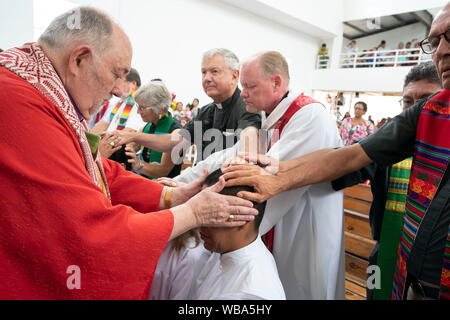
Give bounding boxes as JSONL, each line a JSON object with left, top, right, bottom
{"left": 224, "top": 4, "right": 450, "bottom": 300}
{"left": 0, "top": 6, "right": 257, "bottom": 299}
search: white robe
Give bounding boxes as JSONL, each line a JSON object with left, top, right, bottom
{"left": 189, "top": 237, "right": 286, "bottom": 300}
{"left": 176, "top": 91, "right": 345, "bottom": 300}
{"left": 149, "top": 237, "right": 211, "bottom": 300}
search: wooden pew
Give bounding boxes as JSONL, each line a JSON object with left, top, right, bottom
{"left": 344, "top": 184, "right": 374, "bottom": 300}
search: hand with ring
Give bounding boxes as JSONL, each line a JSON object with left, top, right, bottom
{"left": 98, "top": 132, "right": 121, "bottom": 159}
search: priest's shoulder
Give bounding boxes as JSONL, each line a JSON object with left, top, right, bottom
{"left": 0, "top": 67, "right": 59, "bottom": 111}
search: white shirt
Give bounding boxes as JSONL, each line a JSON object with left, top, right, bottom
{"left": 101, "top": 96, "right": 146, "bottom": 132}
{"left": 189, "top": 237, "right": 286, "bottom": 300}
{"left": 149, "top": 237, "right": 211, "bottom": 300}
{"left": 175, "top": 91, "right": 346, "bottom": 300}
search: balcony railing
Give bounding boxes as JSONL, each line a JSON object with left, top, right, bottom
{"left": 316, "top": 48, "right": 432, "bottom": 69}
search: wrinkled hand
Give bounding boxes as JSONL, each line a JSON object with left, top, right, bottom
{"left": 222, "top": 152, "right": 281, "bottom": 175}
{"left": 157, "top": 177, "right": 186, "bottom": 188}
{"left": 124, "top": 144, "right": 140, "bottom": 171}
{"left": 112, "top": 130, "right": 138, "bottom": 146}
{"left": 222, "top": 163, "right": 284, "bottom": 203}
{"left": 185, "top": 176, "right": 258, "bottom": 227}
{"left": 170, "top": 170, "right": 209, "bottom": 207}
{"left": 98, "top": 133, "right": 121, "bottom": 158}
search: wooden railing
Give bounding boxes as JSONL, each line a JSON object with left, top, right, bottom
{"left": 344, "top": 184, "right": 375, "bottom": 300}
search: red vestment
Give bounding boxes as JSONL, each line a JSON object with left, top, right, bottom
{"left": 0, "top": 67, "right": 174, "bottom": 299}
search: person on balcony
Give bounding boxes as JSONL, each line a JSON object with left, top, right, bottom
{"left": 318, "top": 43, "right": 329, "bottom": 69}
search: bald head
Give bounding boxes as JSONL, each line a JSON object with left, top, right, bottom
{"left": 240, "top": 51, "right": 290, "bottom": 114}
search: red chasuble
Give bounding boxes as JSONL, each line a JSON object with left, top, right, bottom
{"left": 0, "top": 63, "right": 173, "bottom": 299}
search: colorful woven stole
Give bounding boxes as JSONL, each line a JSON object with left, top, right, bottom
{"left": 262, "top": 93, "right": 323, "bottom": 252}
{"left": 141, "top": 115, "right": 174, "bottom": 166}
{"left": 392, "top": 90, "right": 450, "bottom": 300}
{"left": 374, "top": 158, "right": 412, "bottom": 300}
{"left": 0, "top": 43, "right": 109, "bottom": 198}
{"left": 110, "top": 90, "right": 136, "bottom": 130}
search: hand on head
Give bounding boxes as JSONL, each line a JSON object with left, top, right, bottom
{"left": 221, "top": 153, "right": 282, "bottom": 203}
{"left": 184, "top": 175, "right": 258, "bottom": 227}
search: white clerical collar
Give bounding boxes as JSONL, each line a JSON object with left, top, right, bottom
{"left": 220, "top": 236, "right": 262, "bottom": 267}
{"left": 215, "top": 103, "right": 223, "bottom": 110}
{"left": 262, "top": 91, "right": 298, "bottom": 131}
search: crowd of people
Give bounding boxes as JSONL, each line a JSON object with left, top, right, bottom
{"left": 0, "top": 3, "right": 449, "bottom": 302}
{"left": 341, "top": 37, "right": 429, "bottom": 68}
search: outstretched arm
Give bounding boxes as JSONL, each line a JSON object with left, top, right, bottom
{"left": 114, "top": 128, "right": 190, "bottom": 153}
{"left": 223, "top": 144, "right": 372, "bottom": 202}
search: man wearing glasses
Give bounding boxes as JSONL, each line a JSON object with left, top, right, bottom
{"left": 224, "top": 4, "right": 450, "bottom": 300}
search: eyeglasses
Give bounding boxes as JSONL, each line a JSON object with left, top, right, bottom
{"left": 399, "top": 98, "right": 414, "bottom": 109}
{"left": 419, "top": 27, "right": 450, "bottom": 54}
{"left": 136, "top": 103, "right": 150, "bottom": 112}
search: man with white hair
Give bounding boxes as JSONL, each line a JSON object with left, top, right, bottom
{"left": 115, "top": 48, "right": 261, "bottom": 163}
{"left": 0, "top": 6, "right": 258, "bottom": 299}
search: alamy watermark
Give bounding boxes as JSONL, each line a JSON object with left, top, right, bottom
{"left": 366, "top": 265, "right": 381, "bottom": 290}
{"left": 66, "top": 265, "right": 81, "bottom": 290}
{"left": 66, "top": 8, "right": 81, "bottom": 30}
{"left": 169, "top": 123, "right": 280, "bottom": 171}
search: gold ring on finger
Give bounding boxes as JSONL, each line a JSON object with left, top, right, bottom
{"left": 228, "top": 215, "right": 235, "bottom": 222}
{"left": 109, "top": 141, "right": 115, "bottom": 147}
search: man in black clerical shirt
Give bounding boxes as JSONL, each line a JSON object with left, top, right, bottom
{"left": 183, "top": 48, "right": 261, "bottom": 162}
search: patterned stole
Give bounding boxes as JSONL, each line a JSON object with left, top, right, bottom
{"left": 374, "top": 158, "right": 412, "bottom": 300}
{"left": 0, "top": 43, "right": 110, "bottom": 198}
{"left": 261, "top": 93, "right": 323, "bottom": 252}
{"left": 392, "top": 90, "right": 450, "bottom": 300}
{"left": 110, "top": 90, "right": 137, "bottom": 130}
{"left": 93, "top": 100, "right": 109, "bottom": 125}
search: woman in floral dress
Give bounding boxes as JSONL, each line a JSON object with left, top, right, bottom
{"left": 339, "top": 101, "right": 374, "bottom": 146}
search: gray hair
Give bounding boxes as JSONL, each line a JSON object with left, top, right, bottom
{"left": 202, "top": 48, "right": 240, "bottom": 71}
{"left": 38, "top": 6, "right": 114, "bottom": 52}
{"left": 403, "top": 61, "right": 442, "bottom": 89}
{"left": 135, "top": 81, "right": 172, "bottom": 114}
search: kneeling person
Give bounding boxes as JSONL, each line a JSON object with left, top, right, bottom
{"left": 189, "top": 169, "right": 286, "bottom": 300}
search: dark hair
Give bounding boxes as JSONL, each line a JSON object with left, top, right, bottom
{"left": 403, "top": 61, "right": 442, "bottom": 89}
{"left": 203, "top": 169, "right": 266, "bottom": 231}
{"left": 109, "top": 145, "right": 132, "bottom": 171}
{"left": 126, "top": 68, "right": 141, "bottom": 88}
{"left": 355, "top": 101, "right": 367, "bottom": 112}
{"left": 322, "top": 43, "right": 326, "bottom": 47}
{"left": 0, "top": 49, "right": 3, "bottom": 53}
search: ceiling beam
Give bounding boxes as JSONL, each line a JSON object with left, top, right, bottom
{"left": 351, "top": 20, "right": 418, "bottom": 40}
{"left": 392, "top": 14, "right": 405, "bottom": 23}
{"left": 411, "top": 10, "right": 433, "bottom": 33}
{"left": 343, "top": 22, "right": 366, "bottom": 34}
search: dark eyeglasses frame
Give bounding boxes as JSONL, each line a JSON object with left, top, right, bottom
{"left": 420, "top": 27, "right": 450, "bottom": 54}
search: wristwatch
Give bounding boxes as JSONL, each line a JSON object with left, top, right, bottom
{"left": 135, "top": 160, "right": 144, "bottom": 174}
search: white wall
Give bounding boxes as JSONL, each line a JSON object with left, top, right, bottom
{"left": 0, "top": 0, "right": 34, "bottom": 50}
{"left": 343, "top": 0, "right": 447, "bottom": 21}
{"left": 61, "top": 0, "right": 320, "bottom": 106}
{"left": 311, "top": 67, "right": 413, "bottom": 93}
{"left": 353, "top": 22, "right": 428, "bottom": 51}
